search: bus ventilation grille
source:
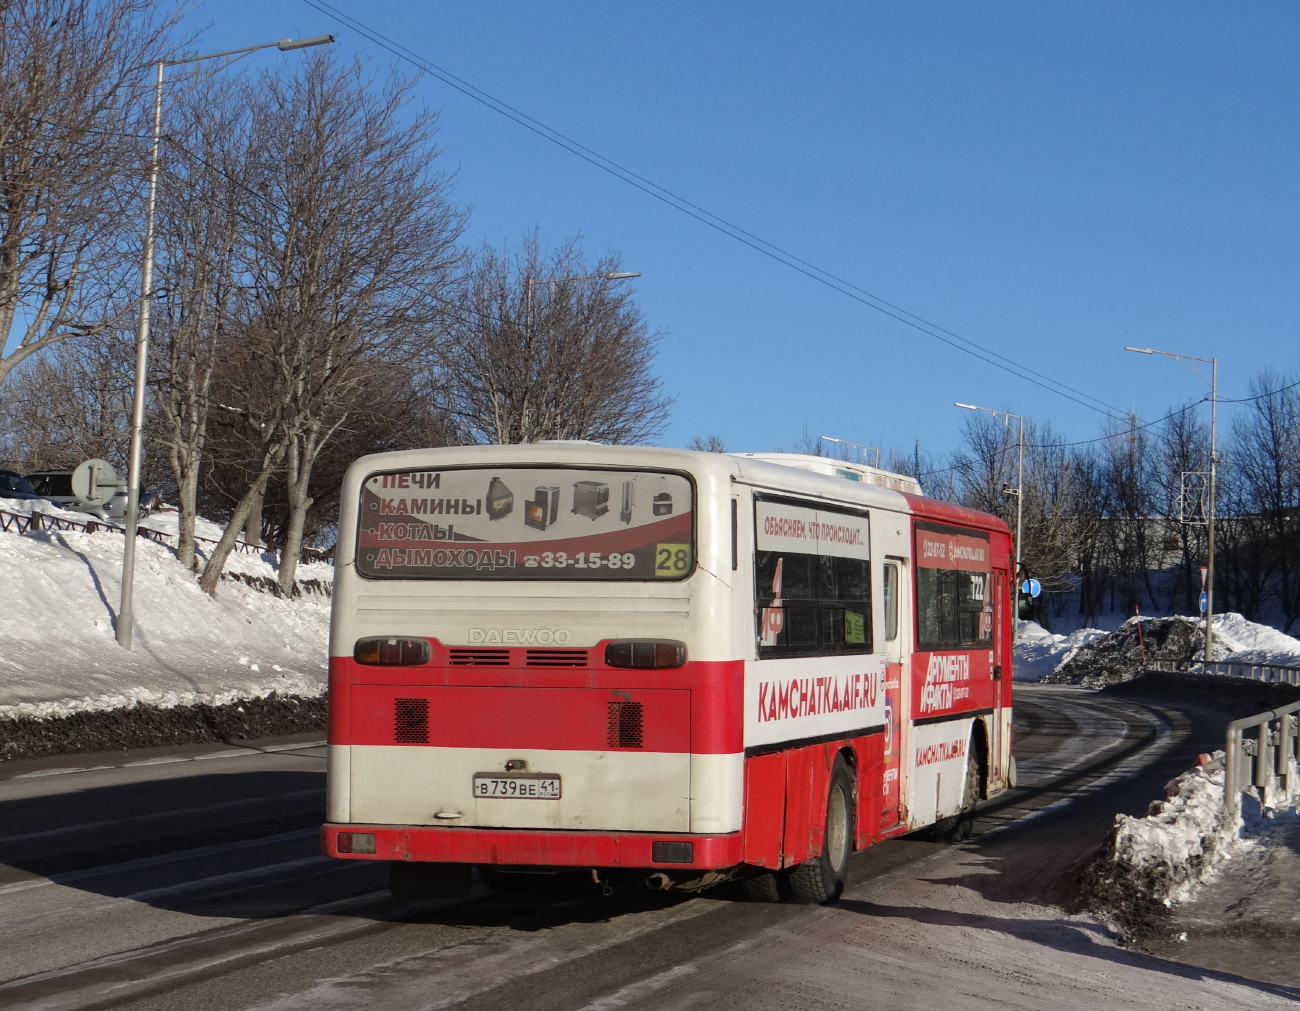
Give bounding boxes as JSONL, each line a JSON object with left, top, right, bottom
{"left": 448, "top": 649, "right": 510, "bottom": 666}
{"left": 526, "top": 649, "right": 588, "bottom": 668}
{"left": 394, "top": 698, "right": 429, "bottom": 744}
{"left": 606, "top": 701, "right": 644, "bottom": 749}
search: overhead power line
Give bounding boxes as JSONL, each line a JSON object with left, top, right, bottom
{"left": 299, "top": 0, "right": 1140, "bottom": 423}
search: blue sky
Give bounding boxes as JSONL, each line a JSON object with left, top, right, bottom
{"left": 186, "top": 2, "right": 1300, "bottom": 461}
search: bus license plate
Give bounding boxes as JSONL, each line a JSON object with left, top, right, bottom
{"left": 472, "top": 774, "right": 561, "bottom": 799}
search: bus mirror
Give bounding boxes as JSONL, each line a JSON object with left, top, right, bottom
{"left": 605, "top": 640, "right": 686, "bottom": 669}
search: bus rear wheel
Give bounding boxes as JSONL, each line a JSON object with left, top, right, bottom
{"left": 739, "top": 869, "right": 787, "bottom": 902}
{"left": 785, "top": 756, "right": 854, "bottom": 904}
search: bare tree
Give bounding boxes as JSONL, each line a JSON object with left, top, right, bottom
{"left": 687, "top": 435, "right": 726, "bottom": 452}
{"left": 149, "top": 77, "right": 250, "bottom": 568}
{"left": 258, "top": 370, "right": 455, "bottom": 553}
{"left": 435, "top": 233, "right": 671, "bottom": 446}
{"left": 0, "top": 334, "right": 132, "bottom": 471}
{"left": 1097, "top": 415, "right": 1161, "bottom": 613}
{"left": 0, "top": 0, "right": 183, "bottom": 388}
{"left": 884, "top": 442, "right": 957, "bottom": 501}
{"left": 1231, "top": 370, "right": 1300, "bottom": 631}
{"left": 197, "top": 55, "right": 464, "bottom": 596}
{"left": 950, "top": 414, "right": 1080, "bottom": 624}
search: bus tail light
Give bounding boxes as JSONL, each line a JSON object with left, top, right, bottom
{"left": 337, "top": 832, "right": 376, "bottom": 854}
{"left": 354, "top": 638, "right": 430, "bottom": 666}
{"left": 604, "top": 640, "right": 686, "bottom": 669}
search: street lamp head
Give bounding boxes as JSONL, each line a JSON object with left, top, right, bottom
{"left": 603, "top": 271, "right": 641, "bottom": 280}
{"left": 954, "top": 402, "right": 978, "bottom": 411}
{"left": 278, "top": 34, "right": 336, "bottom": 51}
{"left": 1124, "top": 346, "right": 1154, "bottom": 354}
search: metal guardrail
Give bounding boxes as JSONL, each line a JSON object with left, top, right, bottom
{"left": 1147, "top": 658, "right": 1300, "bottom": 686}
{"left": 0, "top": 505, "right": 331, "bottom": 564}
{"left": 1223, "top": 700, "right": 1300, "bottom": 816}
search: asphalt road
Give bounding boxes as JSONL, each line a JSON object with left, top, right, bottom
{"left": 0, "top": 685, "right": 1293, "bottom": 1011}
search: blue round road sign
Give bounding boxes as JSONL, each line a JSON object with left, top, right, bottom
{"left": 1199, "top": 590, "right": 1208, "bottom": 614}
{"left": 1024, "top": 578, "right": 1042, "bottom": 598}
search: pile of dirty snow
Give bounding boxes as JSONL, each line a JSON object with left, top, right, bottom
{"left": 1079, "top": 753, "right": 1300, "bottom": 940}
{"left": 1013, "top": 622, "right": 1107, "bottom": 682}
{"left": 1047, "top": 616, "right": 1219, "bottom": 685}
{"left": 0, "top": 518, "right": 330, "bottom": 721}
{"left": 1013, "top": 613, "right": 1300, "bottom": 684}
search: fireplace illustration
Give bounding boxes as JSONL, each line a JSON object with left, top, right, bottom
{"left": 571, "top": 481, "right": 610, "bottom": 520}
{"left": 485, "top": 477, "right": 514, "bottom": 520}
{"left": 652, "top": 492, "right": 673, "bottom": 516}
{"left": 524, "top": 486, "right": 560, "bottom": 531}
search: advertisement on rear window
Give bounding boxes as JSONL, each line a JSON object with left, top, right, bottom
{"left": 355, "top": 467, "right": 694, "bottom": 580}
{"left": 754, "top": 501, "right": 871, "bottom": 560}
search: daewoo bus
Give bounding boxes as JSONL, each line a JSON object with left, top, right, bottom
{"left": 322, "top": 444, "right": 1014, "bottom": 902}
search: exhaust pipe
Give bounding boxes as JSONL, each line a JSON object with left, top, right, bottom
{"left": 646, "top": 872, "right": 673, "bottom": 891}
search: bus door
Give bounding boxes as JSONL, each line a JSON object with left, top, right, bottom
{"left": 880, "top": 558, "right": 909, "bottom": 830}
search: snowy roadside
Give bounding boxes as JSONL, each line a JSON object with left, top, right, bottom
{"left": 0, "top": 517, "right": 330, "bottom": 722}
{"left": 1079, "top": 750, "right": 1300, "bottom": 942}
{"left": 1013, "top": 613, "right": 1300, "bottom": 684}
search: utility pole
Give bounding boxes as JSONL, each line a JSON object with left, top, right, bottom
{"left": 1125, "top": 346, "right": 1218, "bottom": 661}
{"left": 117, "top": 34, "right": 335, "bottom": 649}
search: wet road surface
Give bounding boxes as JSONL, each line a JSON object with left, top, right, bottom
{"left": 0, "top": 685, "right": 1292, "bottom": 1010}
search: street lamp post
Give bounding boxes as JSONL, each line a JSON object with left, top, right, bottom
{"left": 117, "top": 34, "right": 335, "bottom": 650}
{"left": 1125, "top": 346, "right": 1218, "bottom": 661}
{"left": 818, "top": 436, "right": 881, "bottom": 468}
{"left": 955, "top": 403, "right": 1025, "bottom": 636}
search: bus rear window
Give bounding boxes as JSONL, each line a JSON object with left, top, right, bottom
{"left": 355, "top": 467, "right": 694, "bottom": 581}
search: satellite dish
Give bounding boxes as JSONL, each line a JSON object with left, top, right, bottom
{"left": 71, "top": 458, "right": 122, "bottom": 505}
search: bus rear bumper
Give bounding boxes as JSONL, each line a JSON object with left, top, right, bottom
{"left": 321, "top": 823, "right": 743, "bottom": 870}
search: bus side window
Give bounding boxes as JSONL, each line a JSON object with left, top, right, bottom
{"left": 884, "top": 562, "right": 899, "bottom": 642}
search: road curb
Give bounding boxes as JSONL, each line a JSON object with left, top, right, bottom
{"left": 0, "top": 692, "right": 327, "bottom": 762}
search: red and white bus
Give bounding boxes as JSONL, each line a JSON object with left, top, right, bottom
{"left": 321, "top": 444, "right": 1014, "bottom": 902}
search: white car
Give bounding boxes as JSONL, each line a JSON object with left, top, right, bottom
{"left": 26, "top": 460, "right": 128, "bottom": 522}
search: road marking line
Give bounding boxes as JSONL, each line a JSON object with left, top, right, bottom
{"left": 13, "top": 766, "right": 115, "bottom": 779}
{"left": 4, "top": 740, "right": 327, "bottom": 780}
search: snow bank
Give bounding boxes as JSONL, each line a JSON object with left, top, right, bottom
{"left": 138, "top": 510, "right": 234, "bottom": 543}
{"left": 1111, "top": 759, "right": 1242, "bottom": 904}
{"left": 1012, "top": 613, "right": 1300, "bottom": 683}
{"left": 0, "top": 496, "right": 116, "bottom": 526}
{"left": 1012, "top": 621, "right": 1107, "bottom": 682}
{"left": 1082, "top": 752, "right": 1300, "bottom": 938}
{"left": 0, "top": 521, "right": 330, "bottom": 720}
{"left": 1211, "top": 613, "right": 1300, "bottom": 667}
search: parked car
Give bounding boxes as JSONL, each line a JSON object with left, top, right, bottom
{"left": 0, "top": 470, "right": 61, "bottom": 506}
{"left": 24, "top": 471, "right": 74, "bottom": 499}
{"left": 26, "top": 459, "right": 126, "bottom": 521}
